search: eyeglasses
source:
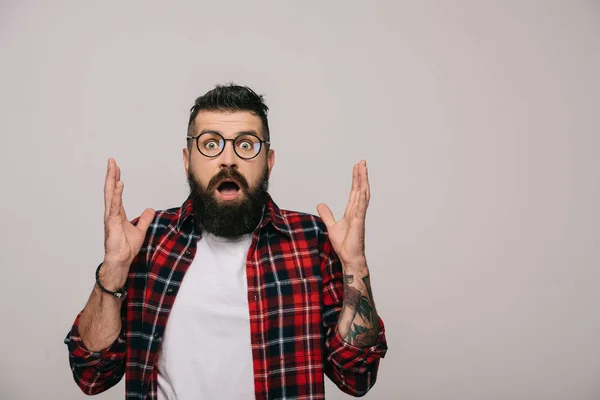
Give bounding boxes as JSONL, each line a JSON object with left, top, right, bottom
{"left": 187, "top": 132, "right": 270, "bottom": 160}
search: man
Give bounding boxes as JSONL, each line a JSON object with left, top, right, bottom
{"left": 65, "top": 84, "right": 388, "bottom": 399}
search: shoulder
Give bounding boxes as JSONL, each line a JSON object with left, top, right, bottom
{"left": 278, "top": 209, "right": 340, "bottom": 268}
{"left": 279, "top": 208, "right": 329, "bottom": 238}
{"left": 150, "top": 205, "right": 182, "bottom": 228}
{"left": 131, "top": 204, "right": 185, "bottom": 242}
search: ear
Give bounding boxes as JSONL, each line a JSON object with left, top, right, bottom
{"left": 267, "top": 148, "right": 275, "bottom": 178}
{"left": 183, "top": 147, "right": 190, "bottom": 178}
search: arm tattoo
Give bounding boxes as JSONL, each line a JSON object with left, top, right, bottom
{"left": 344, "top": 274, "right": 354, "bottom": 285}
{"left": 345, "top": 283, "right": 361, "bottom": 308}
{"left": 338, "top": 273, "right": 380, "bottom": 347}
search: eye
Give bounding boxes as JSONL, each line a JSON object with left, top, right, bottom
{"left": 238, "top": 140, "right": 253, "bottom": 151}
{"left": 204, "top": 140, "right": 219, "bottom": 150}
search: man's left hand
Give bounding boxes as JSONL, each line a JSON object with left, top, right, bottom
{"left": 317, "top": 160, "right": 370, "bottom": 270}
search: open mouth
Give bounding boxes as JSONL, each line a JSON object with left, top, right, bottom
{"left": 217, "top": 180, "right": 241, "bottom": 196}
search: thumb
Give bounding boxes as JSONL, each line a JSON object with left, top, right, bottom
{"left": 136, "top": 208, "right": 156, "bottom": 234}
{"left": 317, "top": 203, "right": 336, "bottom": 229}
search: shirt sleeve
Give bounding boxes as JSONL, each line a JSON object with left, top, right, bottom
{"left": 64, "top": 216, "right": 149, "bottom": 394}
{"left": 320, "top": 233, "right": 388, "bottom": 397}
{"left": 64, "top": 304, "right": 127, "bottom": 395}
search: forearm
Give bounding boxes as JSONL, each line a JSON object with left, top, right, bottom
{"left": 321, "top": 249, "right": 388, "bottom": 396}
{"left": 337, "top": 263, "right": 380, "bottom": 347}
{"left": 78, "top": 262, "right": 126, "bottom": 352}
{"left": 66, "top": 287, "right": 127, "bottom": 396}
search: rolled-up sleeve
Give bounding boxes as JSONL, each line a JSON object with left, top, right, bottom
{"left": 64, "top": 312, "right": 127, "bottom": 395}
{"left": 320, "top": 232, "right": 388, "bottom": 397}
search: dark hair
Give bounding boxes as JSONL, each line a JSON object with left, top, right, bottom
{"left": 187, "top": 83, "right": 270, "bottom": 150}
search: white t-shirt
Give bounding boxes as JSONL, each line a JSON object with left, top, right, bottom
{"left": 157, "top": 231, "right": 255, "bottom": 399}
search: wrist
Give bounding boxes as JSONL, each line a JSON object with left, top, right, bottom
{"left": 97, "top": 261, "right": 128, "bottom": 292}
{"left": 342, "top": 259, "right": 369, "bottom": 276}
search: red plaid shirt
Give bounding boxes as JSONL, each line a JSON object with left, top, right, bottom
{"left": 65, "top": 194, "right": 388, "bottom": 399}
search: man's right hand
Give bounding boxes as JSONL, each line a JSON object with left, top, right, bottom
{"left": 100, "top": 158, "right": 155, "bottom": 291}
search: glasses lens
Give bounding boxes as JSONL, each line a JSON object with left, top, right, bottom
{"left": 234, "top": 134, "right": 262, "bottom": 159}
{"left": 198, "top": 133, "right": 224, "bottom": 157}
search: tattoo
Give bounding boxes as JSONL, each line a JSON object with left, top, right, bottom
{"left": 354, "top": 328, "right": 377, "bottom": 347}
{"left": 344, "top": 274, "right": 354, "bottom": 285}
{"left": 361, "top": 275, "right": 379, "bottom": 330}
{"left": 345, "top": 286, "right": 361, "bottom": 308}
{"left": 358, "top": 297, "right": 373, "bottom": 323}
{"left": 362, "top": 275, "right": 371, "bottom": 292}
{"left": 338, "top": 273, "right": 379, "bottom": 347}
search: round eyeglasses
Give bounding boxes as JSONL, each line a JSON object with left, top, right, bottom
{"left": 186, "top": 132, "right": 270, "bottom": 160}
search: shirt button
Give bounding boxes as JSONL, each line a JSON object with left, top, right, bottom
{"left": 166, "top": 287, "right": 173, "bottom": 294}
{"left": 184, "top": 250, "right": 191, "bottom": 256}
{"left": 153, "top": 333, "right": 161, "bottom": 341}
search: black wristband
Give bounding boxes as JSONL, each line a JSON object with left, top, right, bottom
{"left": 95, "top": 263, "right": 127, "bottom": 299}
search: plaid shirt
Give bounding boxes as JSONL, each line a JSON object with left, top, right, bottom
{"left": 65, "top": 194, "right": 388, "bottom": 399}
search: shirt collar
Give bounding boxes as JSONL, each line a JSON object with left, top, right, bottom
{"left": 176, "top": 193, "right": 291, "bottom": 237}
{"left": 175, "top": 195, "right": 195, "bottom": 232}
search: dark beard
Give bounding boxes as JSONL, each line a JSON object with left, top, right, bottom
{"left": 187, "top": 166, "right": 269, "bottom": 237}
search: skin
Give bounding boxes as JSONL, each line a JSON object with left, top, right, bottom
{"left": 318, "top": 160, "right": 380, "bottom": 347}
{"left": 78, "top": 111, "right": 274, "bottom": 352}
{"left": 77, "top": 159, "right": 155, "bottom": 352}
{"left": 78, "top": 110, "right": 378, "bottom": 352}
{"left": 182, "top": 111, "right": 275, "bottom": 201}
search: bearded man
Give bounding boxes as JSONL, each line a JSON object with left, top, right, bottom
{"left": 65, "top": 84, "right": 388, "bottom": 400}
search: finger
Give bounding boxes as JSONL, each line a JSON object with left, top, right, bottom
{"left": 358, "top": 160, "right": 366, "bottom": 189}
{"left": 317, "top": 203, "right": 336, "bottom": 230}
{"left": 136, "top": 208, "right": 156, "bottom": 234}
{"left": 120, "top": 201, "right": 128, "bottom": 222}
{"left": 358, "top": 160, "right": 370, "bottom": 204}
{"left": 364, "top": 161, "right": 371, "bottom": 203}
{"left": 355, "top": 160, "right": 369, "bottom": 219}
{"left": 104, "top": 159, "right": 116, "bottom": 219}
{"left": 114, "top": 164, "right": 128, "bottom": 219}
{"left": 357, "top": 181, "right": 369, "bottom": 219}
{"left": 109, "top": 180, "right": 124, "bottom": 218}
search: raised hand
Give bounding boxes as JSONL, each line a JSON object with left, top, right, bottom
{"left": 317, "top": 160, "right": 370, "bottom": 268}
{"left": 101, "top": 158, "right": 155, "bottom": 289}
{"left": 319, "top": 160, "right": 380, "bottom": 346}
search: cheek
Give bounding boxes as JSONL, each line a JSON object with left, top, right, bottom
{"left": 189, "top": 161, "right": 214, "bottom": 187}
{"left": 243, "top": 164, "right": 267, "bottom": 186}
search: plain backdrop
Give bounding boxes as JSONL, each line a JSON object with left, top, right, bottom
{"left": 1, "top": 1, "right": 599, "bottom": 399}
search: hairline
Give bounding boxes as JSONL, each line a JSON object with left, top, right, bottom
{"left": 187, "top": 109, "right": 270, "bottom": 140}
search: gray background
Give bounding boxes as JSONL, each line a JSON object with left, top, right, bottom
{"left": 1, "top": 1, "right": 599, "bottom": 399}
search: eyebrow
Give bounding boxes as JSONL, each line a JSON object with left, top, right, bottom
{"left": 199, "top": 129, "right": 262, "bottom": 138}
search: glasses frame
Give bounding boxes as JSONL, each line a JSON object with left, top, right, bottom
{"left": 186, "top": 131, "right": 270, "bottom": 160}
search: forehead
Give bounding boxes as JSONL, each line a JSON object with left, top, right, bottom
{"left": 193, "top": 110, "right": 263, "bottom": 138}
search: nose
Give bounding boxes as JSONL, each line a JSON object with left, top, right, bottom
{"left": 219, "top": 140, "right": 238, "bottom": 169}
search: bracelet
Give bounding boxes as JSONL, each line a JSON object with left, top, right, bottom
{"left": 95, "top": 263, "right": 127, "bottom": 299}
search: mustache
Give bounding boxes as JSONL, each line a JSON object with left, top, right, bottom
{"left": 207, "top": 168, "right": 249, "bottom": 192}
